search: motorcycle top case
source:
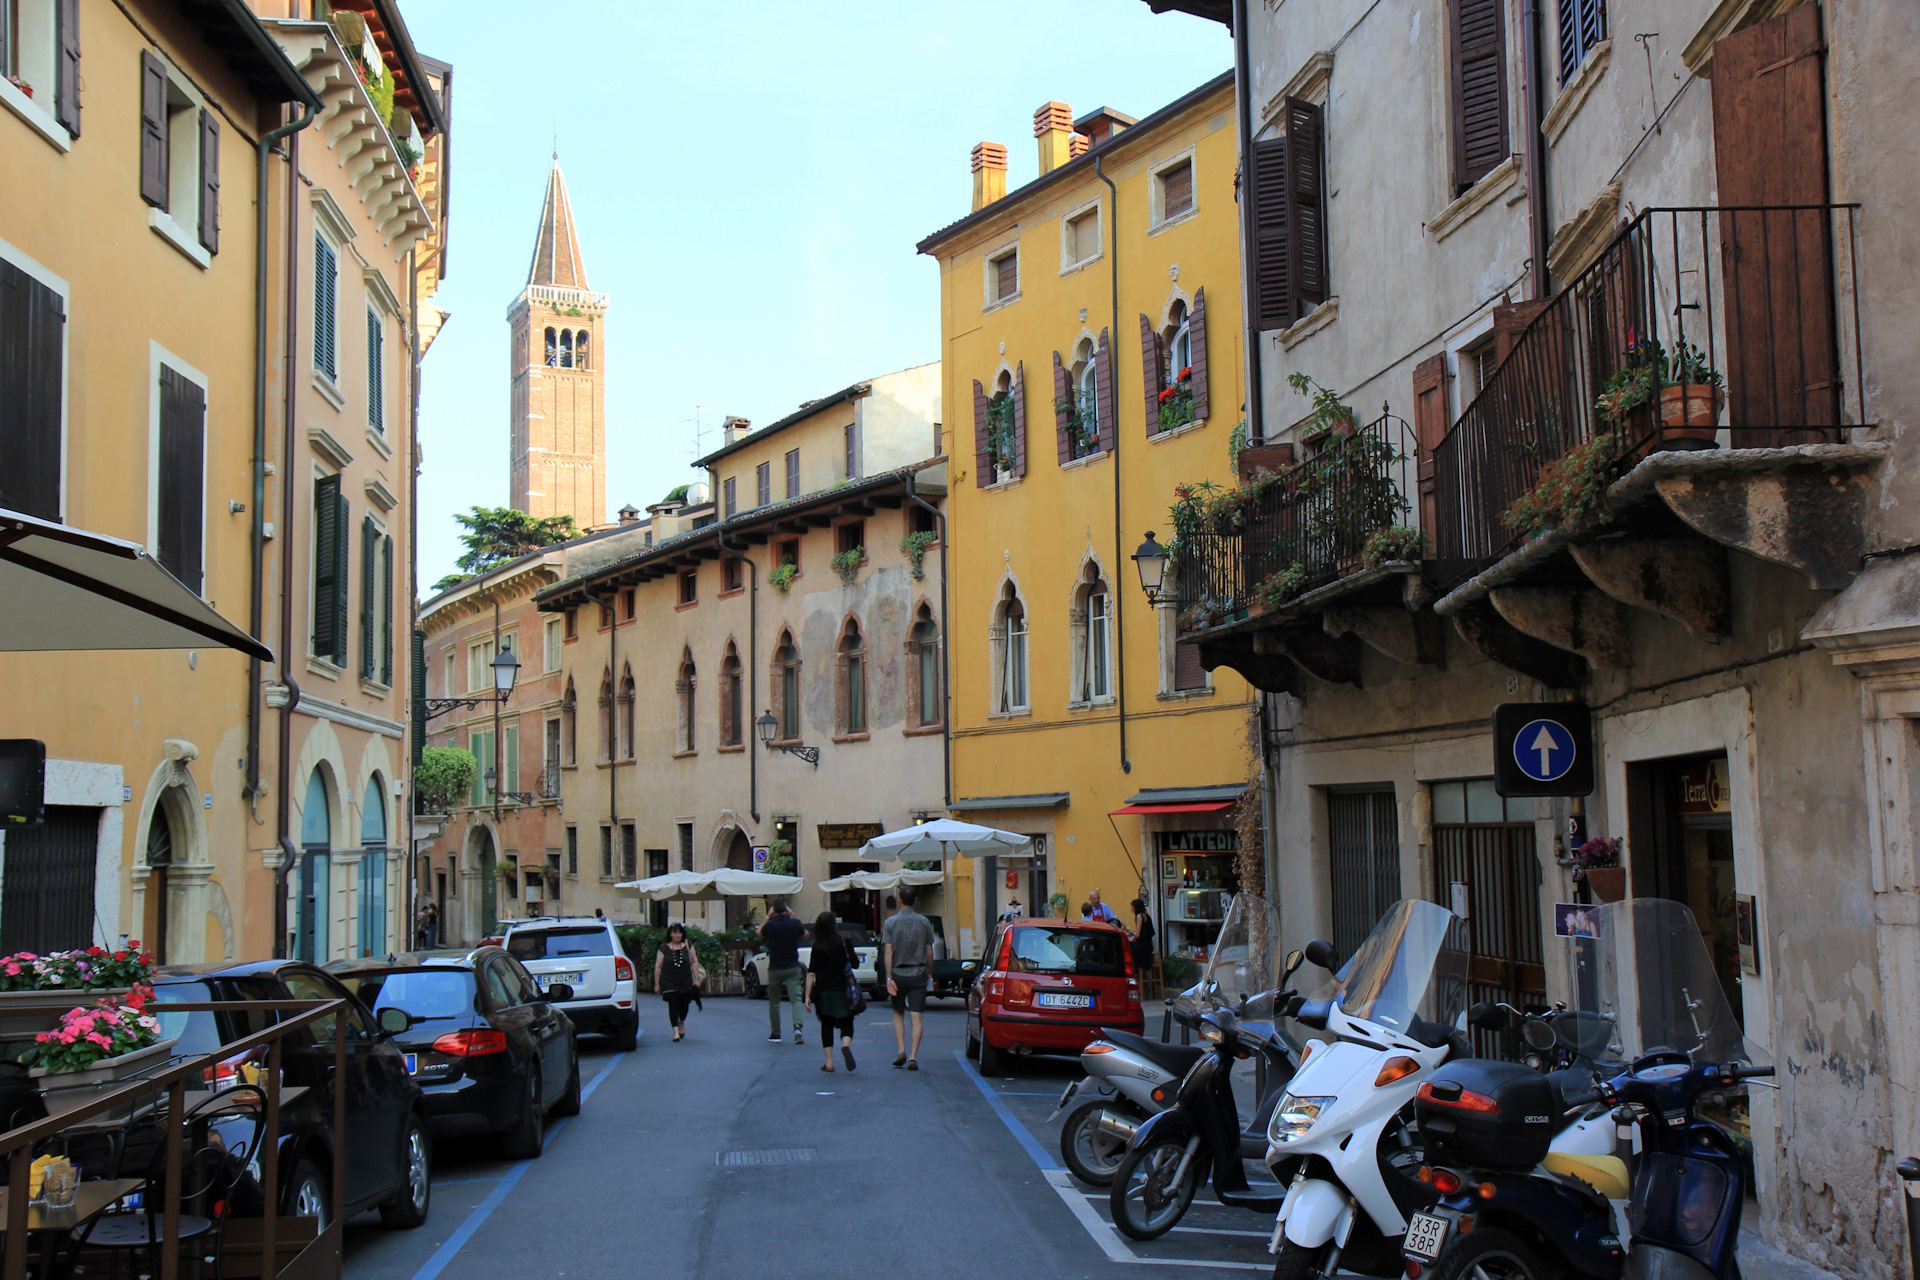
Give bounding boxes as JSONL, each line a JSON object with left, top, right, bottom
{"left": 1416, "top": 1059, "right": 1559, "bottom": 1169}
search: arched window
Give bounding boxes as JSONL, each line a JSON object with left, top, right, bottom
{"left": 560, "top": 330, "right": 574, "bottom": 368}
{"left": 618, "top": 663, "right": 636, "bottom": 759}
{"left": 298, "top": 769, "right": 333, "bottom": 963}
{"left": 1166, "top": 300, "right": 1191, "bottom": 384}
{"left": 675, "top": 650, "right": 696, "bottom": 753}
{"left": 993, "top": 581, "right": 1028, "bottom": 714}
{"left": 837, "top": 619, "right": 867, "bottom": 736}
{"left": 360, "top": 775, "right": 388, "bottom": 956}
{"left": 598, "top": 668, "right": 614, "bottom": 762}
{"left": 560, "top": 678, "right": 577, "bottom": 766}
{"left": 544, "top": 327, "right": 558, "bottom": 367}
{"left": 574, "top": 331, "right": 590, "bottom": 370}
{"left": 1070, "top": 562, "right": 1113, "bottom": 704}
{"left": 719, "top": 644, "right": 743, "bottom": 747}
{"left": 1068, "top": 337, "right": 1101, "bottom": 460}
{"left": 774, "top": 634, "right": 801, "bottom": 740}
{"left": 908, "top": 605, "right": 941, "bottom": 729}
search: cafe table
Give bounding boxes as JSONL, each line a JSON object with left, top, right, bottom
{"left": 0, "top": 1178, "right": 145, "bottom": 1278}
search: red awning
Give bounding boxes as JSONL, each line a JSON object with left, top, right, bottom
{"left": 1108, "top": 801, "right": 1234, "bottom": 815}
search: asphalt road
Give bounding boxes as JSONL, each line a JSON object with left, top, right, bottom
{"left": 342, "top": 994, "right": 1283, "bottom": 1280}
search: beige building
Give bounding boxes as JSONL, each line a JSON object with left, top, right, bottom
{"left": 533, "top": 366, "right": 947, "bottom": 934}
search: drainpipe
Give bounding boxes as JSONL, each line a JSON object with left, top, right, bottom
{"left": 1094, "top": 154, "right": 1131, "bottom": 775}
{"left": 405, "top": 245, "right": 420, "bottom": 949}
{"left": 263, "top": 105, "right": 316, "bottom": 960}
{"left": 904, "top": 473, "right": 951, "bottom": 809}
{"left": 1521, "top": 0, "right": 1552, "bottom": 298}
{"left": 1231, "top": 0, "right": 1267, "bottom": 442}
{"left": 715, "top": 524, "right": 758, "bottom": 823}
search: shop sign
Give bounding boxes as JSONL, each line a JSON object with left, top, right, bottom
{"left": 1492, "top": 703, "right": 1594, "bottom": 797}
{"left": 1735, "top": 894, "right": 1760, "bottom": 975}
{"left": 1155, "top": 830, "right": 1236, "bottom": 853}
{"left": 817, "top": 822, "right": 884, "bottom": 849}
{"left": 1678, "top": 758, "right": 1732, "bottom": 814}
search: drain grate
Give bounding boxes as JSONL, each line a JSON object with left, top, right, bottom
{"left": 718, "top": 1147, "right": 816, "bottom": 1167}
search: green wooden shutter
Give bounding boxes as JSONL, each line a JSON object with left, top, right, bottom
{"left": 381, "top": 535, "right": 394, "bottom": 685}
{"left": 331, "top": 489, "right": 350, "bottom": 666}
{"left": 366, "top": 310, "right": 383, "bottom": 432}
{"left": 313, "top": 236, "right": 336, "bottom": 379}
{"left": 360, "top": 517, "right": 377, "bottom": 678}
{"left": 468, "top": 732, "right": 485, "bottom": 807}
{"left": 411, "top": 629, "right": 427, "bottom": 771}
{"left": 311, "top": 475, "right": 341, "bottom": 658}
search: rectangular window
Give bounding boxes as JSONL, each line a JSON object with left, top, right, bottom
{"left": 156, "top": 364, "right": 206, "bottom": 596}
{"left": 0, "top": 258, "right": 66, "bottom": 522}
{"left": 646, "top": 849, "right": 668, "bottom": 878}
{"left": 723, "top": 557, "right": 743, "bottom": 593}
{"left": 756, "top": 461, "right": 771, "bottom": 506}
{"left": 774, "top": 537, "right": 799, "bottom": 575}
{"left": 1174, "top": 640, "right": 1208, "bottom": 691}
{"left": 599, "top": 826, "right": 613, "bottom": 879}
{"left": 311, "top": 474, "right": 349, "bottom": 665}
{"left": 1451, "top": 0, "right": 1509, "bottom": 194}
{"left": 991, "top": 249, "right": 1018, "bottom": 302}
{"left": 678, "top": 569, "right": 697, "bottom": 605}
{"left": 844, "top": 423, "right": 857, "bottom": 479}
{"left": 911, "top": 504, "right": 937, "bottom": 537}
{"left": 565, "top": 826, "right": 578, "bottom": 876}
{"left": 544, "top": 616, "right": 563, "bottom": 672}
{"left": 1558, "top": 0, "right": 1607, "bottom": 86}
{"left": 468, "top": 731, "right": 489, "bottom": 807}
{"left": 313, "top": 233, "right": 337, "bottom": 381}
{"left": 8, "top": 0, "right": 81, "bottom": 135}
{"left": 620, "top": 588, "right": 634, "bottom": 621}
{"left": 723, "top": 475, "right": 736, "bottom": 518}
{"left": 620, "top": 824, "right": 637, "bottom": 880}
{"left": 846, "top": 651, "right": 866, "bottom": 735}
{"left": 503, "top": 722, "right": 519, "bottom": 804}
{"left": 360, "top": 516, "right": 381, "bottom": 680}
{"left": 443, "top": 651, "right": 454, "bottom": 698}
{"left": 366, "top": 309, "right": 384, "bottom": 432}
{"left": 1064, "top": 207, "right": 1099, "bottom": 266}
{"left": 468, "top": 637, "right": 496, "bottom": 693}
{"left": 785, "top": 449, "right": 800, "bottom": 499}
{"left": 836, "top": 520, "right": 864, "bottom": 556}
{"left": 676, "top": 822, "right": 694, "bottom": 871}
{"left": 1159, "top": 159, "right": 1194, "bottom": 220}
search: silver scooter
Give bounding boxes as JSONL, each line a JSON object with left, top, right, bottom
{"left": 1049, "top": 1027, "right": 1205, "bottom": 1185}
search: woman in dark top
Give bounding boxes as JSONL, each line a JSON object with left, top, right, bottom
{"left": 1130, "top": 898, "right": 1157, "bottom": 980}
{"left": 654, "top": 922, "right": 704, "bottom": 1042}
{"left": 804, "top": 911, "right": 858, "bottom": 1072}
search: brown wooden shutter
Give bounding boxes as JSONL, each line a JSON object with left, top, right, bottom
{"left": 1163, "top": 161, "right": 1194, "bottom": 218}
{"left": 1412, "top": 354, "right": 1450, "bottom": 544}
{"left": 55, "top": 0, "right": 80, "bottom": 136}
{"left": 0, "top": 261, "right": 65, "bottom": 522}
{"left": 139, "top": 51, "right": 168, "bottom": 208}
{"left": 1053, "top": 350, "right": 1072, "bottom": 464}
{"left": 1450, "top": 0, "right": 1508, "bottom": 194}
{"left": 1711, "top": 4, "right": 1835, "bottom": 446}
{"left": 197, "top": 109, "right": 219, "bottom": 253}
{"left": 1189, "top": 287, "right": 1211, "bottom": 421}
{"left": 1285, "top": 98, "right": 1328, "bottom": 317}
{"left": 1139, "top": 313, "right": 1164, "bottom": 435}
{"left": 361, "top": 516, "right": 378, "bottom": 678}
{"left": 1012, "top": 361, "right": 1028, "bottom": 477}
{"left": 312, "top": 474, "right": 342, "bottom": 659}
{"left": 1491, "top": 300, "right": 1551, "bottom": 363}
{"left": 1173, "top": 641, "right": 1207, "bottom": 691}
{"left": 1250, "top": 137, "right": 1292, "bottom": 331}
{"left": 1095, "top": 328, "right": 1116, "bottom": 453}
{"left": 156, "top": 367, "right": 204, "bottom": 594}
{"left": 972, "top": 379, "right": 991, "bottom": 488}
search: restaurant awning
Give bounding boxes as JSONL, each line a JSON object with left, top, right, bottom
{"left": 1109, "top": 801, "right": 1234, "bottom": 815}
{"left": 949, "top": 792, "right": 1069, "bottom": 812}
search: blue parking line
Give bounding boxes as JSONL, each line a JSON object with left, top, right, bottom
{"left": 406, "top": 1052, "right": 628, "bottom": 1280}
{"left": 429, "top": 1177, "right": 502, "bottom": 1187}
{"left": 953, "top": 1051, "right": 1062, "bottom": 1171}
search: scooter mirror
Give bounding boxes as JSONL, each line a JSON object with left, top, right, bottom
{"left": 1304, "top": 940, "right": 1340, "bottom": 971}
{"left": 1523, "top": 1017, "right": 1558, "bottom": 1050}
{"left": 1282, "top": 949, "right": 1304, "bottom": 981}
{"left": 1467, "top": 1000, "right": 1510, "bottom": 1030}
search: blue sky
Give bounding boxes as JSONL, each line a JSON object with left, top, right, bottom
{"left": 405, "top": 1, "right": 1230, "bottom": 588}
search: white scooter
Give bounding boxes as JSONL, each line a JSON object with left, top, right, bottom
{"left": 1263, "top": 899, "right": 1471, "bottom": 1280}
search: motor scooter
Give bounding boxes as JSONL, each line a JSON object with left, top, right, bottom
{"left": 1104, "top": 893, "right": 1303, "bottom": 1237}
{"left": 1261, "top": 898, "right": 1472, "bottom": 1280}
{"left": 1049, "top": 1029, "right": 1204, "bottom": 1186}
{"left": 1403, "top": 898, "right": 1774, "bottom": 1280}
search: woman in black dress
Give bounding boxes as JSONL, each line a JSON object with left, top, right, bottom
{"left": 804, "top": 911, "right": 858, "bottom": 1072}
{"left": 1130, "top": 898, "right": 1157, "bottom": 980}
{"left": 654, "top": 922, "right": 703, "bottom": 1042}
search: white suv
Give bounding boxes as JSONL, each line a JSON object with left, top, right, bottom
{"left": 501, "top": 917, "right": 639, "bottom": 1051}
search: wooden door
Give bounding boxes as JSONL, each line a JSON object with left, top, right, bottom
{"left": 1434, "top": 821, "right": 1544, "bottom": 1057}
{"left": 0, "top": 806, "right": 98, "bottom": 954}
{"left": 1328, "top": 790, "right": 1401, "bottom": 962}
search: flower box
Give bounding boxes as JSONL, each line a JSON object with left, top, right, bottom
{"left": 1582, "top": 865, "right": 1627, "bottom": 903}
{"left": 32, "top": 1038, "right": 178, "bottom": 1121}
{"left": 1657, "top": 384, "right": 1722, "bottom": 450}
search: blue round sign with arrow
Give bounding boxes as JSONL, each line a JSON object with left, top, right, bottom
{"left": 1491, "top": 703, "right": 1595, "bottom": 796}
{"left": 1513, "top": 718, "right": 1576, "bottom": 783}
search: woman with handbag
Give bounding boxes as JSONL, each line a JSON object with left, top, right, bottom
{"left": 804, "top": 911, "right": 860, "bottom": 1072}
{"left": 654, "top": 922, "right": 704, "bottom": 1043}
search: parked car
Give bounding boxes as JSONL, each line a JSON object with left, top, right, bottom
{"left": 148, "top": 960, "right": 432, "bottom": 1230}
{"left": 741, "top": 921, "right": 879, "bottom": 998}
{"left": 924, "top": 913, "right": 971, "bottom": 1000}
{"left": 965, "top": 918, "right": 1143, "bottom": 1076}
{"left": 326, "top": 948, "right": 580, "bottom": 1159}
{"left": 501, "top": 917, "right": 639, "bottom": 1051}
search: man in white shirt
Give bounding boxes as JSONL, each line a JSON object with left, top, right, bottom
{"left": 1086, "top": 887, "right": 1120, "bottom": 925}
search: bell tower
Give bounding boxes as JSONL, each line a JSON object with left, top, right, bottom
{"left": 508, "top": 159, "right": 607, "bottom": 526}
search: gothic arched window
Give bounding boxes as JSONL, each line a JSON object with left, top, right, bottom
{"left": 837, "top": 619, "right": 867, "bottom": 737}
{"left": 544, "top": 327, "right": 558, "bottom": 368}
{"left": 719, "top": 644, "right": 743, "bottom": 747}
{"left": 617, "top": 663, "right": 636, "bottom": 759}
{"left": 560, "top": 330, "right": 574, "bottom": 369}
{"left": 575, "top": 331, "right": 590, "bottom": 370}
{"left": 774, "top": 632, "right": 800, "bottom": 740}
{"left": 597, "top": 668, "right": 613, "bottom": 761}
{"left": 675, "top": 651, "right": 696, "bottom": 753}
{"left": 992, "top": 582, "right": 1028, "bottom": 714}
{"left": 908, "top": 604, "right": 941, "bottom": 729}
{"left": 561, "top": 678, "right": 577, "bottom": 766}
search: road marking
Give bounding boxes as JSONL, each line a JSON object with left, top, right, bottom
{"left": 1044, "top": 1167, "right": 1143, "bottom": 1265}
{"left": 430, "top": 1177, "right": 503, "bottom": 1187}
{"left": 406, "top": 1052, "right": 628, "bottom": 1280}
{"left": 952, "top": 1050, "right": 1062, "bottom": 1170}
{"left": 1170, "top": 1227, "right": 1274, "bottom": 1239}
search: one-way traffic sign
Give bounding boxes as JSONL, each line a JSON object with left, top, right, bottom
{"left": 1492, "top": 703, "right": 1594, "bottom": 796}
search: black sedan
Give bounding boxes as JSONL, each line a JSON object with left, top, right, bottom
{"left": 150, "top": 959, "right": 432, "bottom": 1230}
{"left": 327, "top": 948, "right": 579, "bottom": 1160}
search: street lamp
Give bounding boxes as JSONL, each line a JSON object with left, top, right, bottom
{"left": 1132, "top": 530, "right": 1168, "bottom": 605}
{"left": 491, "top": 649, "right": 521, "bottom": 697}
{"left": 756, "top": 708, "right": 819, "bottom": 767}
{"left": 418, "top": 647, "right": 523, "bottom": 722}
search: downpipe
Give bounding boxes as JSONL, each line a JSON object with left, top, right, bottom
{"left": 1093, "top": 153, "right": 1129, "bottom": 775}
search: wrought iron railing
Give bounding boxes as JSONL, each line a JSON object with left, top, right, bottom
{"left": 1430, "top": 204, "right": 1864, "bottom": 573}
{"left": 538, "top": 764, "right": 562, "bottom": 800}
{"left": 1173, "top": 413, "right": 1418, "bottom": 631}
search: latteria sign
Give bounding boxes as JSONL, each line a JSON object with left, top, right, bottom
{"left": 816, "top": 822, "right": 885, "bottom": 849}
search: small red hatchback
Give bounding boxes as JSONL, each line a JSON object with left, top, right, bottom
{"left": 965, "top": 917, "right": 1143, "bottom": 1075}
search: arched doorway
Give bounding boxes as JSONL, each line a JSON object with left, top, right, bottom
{"left": 360, "top": 776, "right": 388, "bottom": 957}
{"left": 298, "top": 771, "right": 331, "bottom": 962}
{"left": 724, "top": 829, "right": 752, "bottom": 931}
{"left": 476, "top": 827, "right": 499, "bottom": 938}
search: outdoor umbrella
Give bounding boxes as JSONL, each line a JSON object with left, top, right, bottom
{"left": 855, "top": 821, "right": 1033, "bottom": 947}
{"left": 615, "top": 868, "right": 806, "bottom": 902}
{"left": 816, "top": 868, "right": 945, "bottom": 893}
{"left": 0, "top": 509, "right": 272, "bottom": 660}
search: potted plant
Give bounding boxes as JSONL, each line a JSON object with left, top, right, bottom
{"left": 831, "top": 547, "right": 864, "bottom": 584}
{"left": 1570, "top": 836, "right": 1626, "bottom": 903}
{"left": 27, "top": 991, "right": 175, "bottom": 1120}
{"left": 1157, "top": 368, "right": 1196, "bottom": 433}
{"left": 1362, "top": 525, "right": 1427, "bottom": 567}
{"left": 1656, "top": 342, "right": 1724, "bottom": 450}
{"left": 767, "top": 561, "right": 798, "bottom": 594}
{"left": 5, "top": 74, "right": 31, "bottom": 99}
{"left": 900, "top": 531, "right": 938, "bottom": 580}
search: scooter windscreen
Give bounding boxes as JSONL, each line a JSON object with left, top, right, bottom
{"left": 1333, "top": 899, "right": 1469, "bottom": 1041}
{"left": 1168, "top": 892, "right": 1284, "bottom": 1024}
{"left": 1566, "top": 897, "right": 1768, "bottom": 1069}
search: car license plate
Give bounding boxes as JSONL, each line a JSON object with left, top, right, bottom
{"left": 402, "top": 1053, "right": 418, "bottom": 1076}
{"left": 1036, "top": 992, "right": 1094, "bottom": 1009}
{"left": 1404, "top": 1212, "right": 1450, "bottom": 1261}
{"left": 537, "top": 972, "right": 583, "bottom": 991}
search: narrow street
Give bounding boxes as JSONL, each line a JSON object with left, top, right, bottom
{"left": 343, "top": 996, "right": 1277, "bottom": 1279}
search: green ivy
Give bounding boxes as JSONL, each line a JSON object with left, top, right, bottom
{"left": 900, "top": 531, "right": 938, "bottom": 580}
{"left": 831, "top": 547, "right": 864, "bottom": 584}
{"left": 767, "top": 562, "right": 798, "bottom": 594}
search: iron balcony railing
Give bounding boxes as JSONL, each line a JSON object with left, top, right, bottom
{"left": 538, "top": 763, "right": 562, "bottom": 800}
{"left": 1430, "top": 204, "right": 1865, "bottom": 574}
{"left": 1173, "top": 412, "right": 1418, "bottom": 631}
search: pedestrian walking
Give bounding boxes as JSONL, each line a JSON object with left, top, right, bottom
{"left": 1130, "top": 898, "right": 1156, "bottom": 977}
{"left": 883, "top": 885, "right": 936, "bottom": 1070}
{"left": 804, "top": 910, "right": 859, "bottom": 1073}
{"left": 654, "top": 923, "right": 704, "bottom": 1042}
{"left": 759, "top": 897, "right": 811, "bottom": 1044}
{"left": 414, "top": 902, "right": 438, "bottom": 950}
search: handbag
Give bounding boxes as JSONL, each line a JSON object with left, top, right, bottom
{"left": 844, "top": 964, "right": 868, "bottom": 1016}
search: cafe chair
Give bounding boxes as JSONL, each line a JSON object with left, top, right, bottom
{"left": 1138, "top": 955, "right": 1164, "bottom": 1002}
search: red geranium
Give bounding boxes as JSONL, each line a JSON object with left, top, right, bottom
{"left": 1178, "top": 366, "right": 1193, "bottom": 382}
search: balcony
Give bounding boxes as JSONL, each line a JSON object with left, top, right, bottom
{"left": 537, "top": 763, "right": 562, "bottom": 801}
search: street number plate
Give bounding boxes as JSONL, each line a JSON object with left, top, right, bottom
{"left": 1404, "top": 1212, "right": 1450, "bottom": 1261}
{"left": 1036, "top": 992, "right": 1094, "bottom": 1009}
{"left": 402, "top": 1053, "right": 418, "bottom": 1076}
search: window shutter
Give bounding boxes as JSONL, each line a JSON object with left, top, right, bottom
{"left": 382, "top": 535, "right": 394, "bottom": 684}
{"left": 972, "top": 378, "right": 991, "bottom": 489}
{"left": 1189, "top": 287, "right": 1210, "bottom": 421}
{"left": 1284, "top": 98, "right": 1328, "bottom": 319}
{"left": 0, "top": 261, "right": 66, "bottom": 522}
{"left": 331, "top": 488, "right": 350, "bottom": 666}
{"left": 1094, "top": 328, "right": 1116, "bottom": 453}
{"left": 361, "top": 516, "right": 377, "bottom": 678}
{"left": 197, "top": 109, "right": 220, "bottom": 253}
{"left": 313, "top": 237, "right": 336, "bottom": 380}
{"left": 156, "top": 367, "right": 205, "bottom": 594}
{"left": 1412, "top": 354, "right": 1450, "bottom": 543}
{"left": 411, "top": 628, "right": 427, "bottom": 770}
{"left": 1012, "top": 361, "right": 1028, "bottom": 478}
{"left": 1451, "top": 0, "right": 1509, "bottom": 193}
{"left": 1052, "top": 350, "right": 1072, "bottom": 464}
{"left": 55, "top": 0, "right": 80, "bottom": 136}
{"left": 366, "top": 310, "right": 383, "bottom": 431}
{"left": 1138, "top": 314, "right": 1164, "bottom": 435}
{"left": 139, "top": 51, "right": 168, "bottom": 207}
{"left": 312, "top": 475, "right": 341, "bottom": 658}
{"left": 1174, "top": 640, "right": 1207, "bottom": 691}
{"left": 1250, "top": 137, "right": 1291, "bottom": 331}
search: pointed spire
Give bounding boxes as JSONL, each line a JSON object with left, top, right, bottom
{"left": 526, "top": 160, "right": 589, "bottom": 290}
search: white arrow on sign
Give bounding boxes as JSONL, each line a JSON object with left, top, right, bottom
{"left": 1530, "top": 724, "right": 1560, "bottom": 778}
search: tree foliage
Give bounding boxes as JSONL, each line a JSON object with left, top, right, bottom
{"left": 414, "top": 746, "right": 477, "bottom": 813}
{"left": 434, "top": 507, "right": 578, "bottom": 592}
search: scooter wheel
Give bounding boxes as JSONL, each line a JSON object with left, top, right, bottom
{"left": 1271, "top": 1241, "right": 1330, "bottom": 1280}
{"left": 1109, "top": 1131, "right": 1198, "bottom": 1240}
{"left": 1417, "top": 1227, "right": 1549, "bottom": 1280}
{"left": 1059, "top": 1100, "right": 1131, "bottom": 1187}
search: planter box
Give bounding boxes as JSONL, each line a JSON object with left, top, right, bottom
{"left": 1582, "top": 866, "right": 1627, "bottom": 904}
{"left": 33, "top": 1037, "right": 178, "bottom": 1122}
{"left": 0, "top": 988, "right": 134, "bottom": 1039}
{"left": 1236, "top": 443, "right": 1295, "bottom": 482}
{"left": 1655, "top": 385, "right": 1722, "bottom": 451}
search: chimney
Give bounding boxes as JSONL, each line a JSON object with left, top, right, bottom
{"left": 617, "top": 504, "right": 640, "bottom": 527}
{"left": 1073, "top": 106, "right": 1138, "bottom": 151}
{"left": 1068, "top": 133, "right": 1089, "bottom": 161}
{"left": 971, "top": 141, "right": 1008, "bottom": 211}
{"left": 722, "top": 415, "right": 751, "bottom": 444}
{"left": 1034, "top": 101, "right": 1073, "bottom": 175}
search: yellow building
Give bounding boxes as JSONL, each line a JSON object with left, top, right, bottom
{"left": 917, "top": 76, "right": 1256, "bottom": 963}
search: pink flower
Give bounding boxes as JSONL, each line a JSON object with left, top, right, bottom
{"left": 85, "top": 1032, "right": 111, "bottom": 1048}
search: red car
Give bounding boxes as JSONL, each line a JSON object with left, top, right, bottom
{"left": 966, "top": 917, "right": 1143, "bottom": 1075}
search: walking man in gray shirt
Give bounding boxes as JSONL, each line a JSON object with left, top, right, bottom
{"left": 882, "top": 886, "right": 936, "bottom": 1070}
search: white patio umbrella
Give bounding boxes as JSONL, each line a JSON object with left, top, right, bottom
{"left": 817, "top": 868, "right": 945, "bottom": 894}
{"left": 616, "top": 868, "right": 805, "bottom": 901}
{"left": 854, "top": 821, "right": 1033, "bottom": 951}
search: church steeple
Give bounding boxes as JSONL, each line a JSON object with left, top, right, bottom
{"left": 508, "top": 159, "right": 608, "bottom": 527}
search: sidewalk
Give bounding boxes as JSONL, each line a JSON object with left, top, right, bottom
{"left": 1739, "top": 1229, "right": 1845, "bottom": 1280}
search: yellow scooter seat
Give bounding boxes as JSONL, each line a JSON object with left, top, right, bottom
{"left": 1541, "top": 1152, "right": 1630, "bottom": 1199}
